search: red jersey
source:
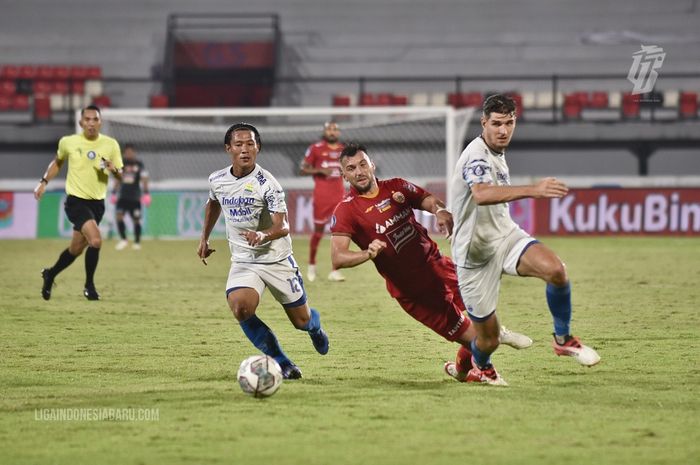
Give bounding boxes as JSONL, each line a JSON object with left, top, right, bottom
{"left": 303, "top": 141, "right": 345, "bottom": 200}
{"left": 331, "top": 178, "right": 446, "bottom": 298}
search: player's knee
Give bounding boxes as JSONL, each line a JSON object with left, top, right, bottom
{"left": 87, "top": 237, "right": 102, "bottom": 249}
{"left": 230, "top": 304, "right": 255, "bottom": 322}
{"left": 547, "top": 261, "right": 568, "bottom": 286}
{"left": 480, "top": 335, "right": 500, "bottom": 353}
{"left": 291, "top": 313, "right": 310, "bottom": 330}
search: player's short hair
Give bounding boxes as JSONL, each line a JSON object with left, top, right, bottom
{"left": 482, "top": 94, "right": 516, "bottom": 118}
{"left": 81, "top": 105, "right": 101, "bottom": 117}
{"left": 340, "top": 142, "right": 368, "bottom": 160}
{"left": 224, "top": 123, "right": 262, "bottom": 149}
{"left": 123, "top": 143, "right": 135, "bottom": 151}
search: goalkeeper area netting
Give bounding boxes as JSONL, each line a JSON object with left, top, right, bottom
{"left": 93, "top": 107, "right": 475, "bottom": 192}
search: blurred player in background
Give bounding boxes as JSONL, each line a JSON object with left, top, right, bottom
{"left": 34, "top": 105, "right": 123, "bottom": 301}
{"left": 112, "top": 143, "right": 150, "bottom": 250}
{"left": 299, "top": 121, "right": 346, "bottom": 282}
{"left": 198, "top": 123, "right": 330, "bottom": 380}
{"left": 449, "top": 94, "right": 600, "bottom": 385}
{"left": 331, "top": 143, "right": 532, "bottom": 386}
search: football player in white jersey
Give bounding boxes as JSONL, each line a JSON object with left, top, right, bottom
{"left": 448, "top": 94, "right": 600, "bottom": 385}
{"left": 197, "top": 123, "right": 329, "bottom": 380}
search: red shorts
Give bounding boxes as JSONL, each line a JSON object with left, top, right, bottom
{"left": 313, "top": 193, "right": 344, "bottom": 225}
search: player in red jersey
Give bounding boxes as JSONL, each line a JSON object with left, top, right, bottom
{"left": 330, "top": 143, "right": 531, "bottom": 385}
{"left": 300, "top": 121, "right": 346, "bottom": 282}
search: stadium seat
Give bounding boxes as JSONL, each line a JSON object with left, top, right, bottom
{"left": 34, "top": 96, "right": 51, "bottom": 121}
{"left": 0, "top": 65, "right": 20, "bottom": 80}
{"left": 391, "top": 94, "right": 408, "bottom": 105}
{"left": 608, "top": 92, "right": 621, "bottom": 109}
{"left": 70, "top": 66, "right": 88, "bottom": 81}
{"left": 332, "top": 94, "right": 352, "bottom": 106}
{"left": 91, "top": 95, "right": 111, "bottom": 108}
{"left": 11, "top": 94, "right": 30, "bottom": 111}
{"left": 86, "top": 66, "right": 102, "bottom": 80}
{"left": 69, "top": 94, "right": 84, "bottom": 110}
{"left": 18, "top": 65, "right": 37, "bottom": 80}
{"left": 37, "top": 65, "right": 55, "bottom": 80}
{"left": 50, "top": 94, "right": 65, "bottom": 111}
{"left": 376, "top": 93, "right": 393, "bottom": 105}
{"left": 521, "top": 91, "right": 536, "bottom": 109}
{"left": 52, "top": 81, "right": 69, "bottom": 95}
{"left": 85, "top": 80, "right": 103, "bottom": 97}
{"left": 621, "top": 93, "right": 640, "bottom": 119}
{"left": 663, "top": 90, "right": 679, "bottom": 108}
{"left": 71, "top": 81, "right": 86, "bottom": 95}
{"left": 679, "top": 92, "right": 698, "bottom": 118}
{"left": 359, "top": 93, "right": 377, "bottom": 106}
{"left": 149, "top": 94, "right": 170, "bottom": 108}
{"left": 506, "top": 92, "right": 523, "bottom": 117}
{"left": 0, "top": 81, "right": 16, "bottom": 95}
{"left": 589, "top": 92, "right": 608, "bottom": 108}
{"left": 53, "top": 66, "right": 70, "bottom": 81}
{"left": 0, "top": 95, "right": 11, "bottom": 111}
{"left": 563, "top": 95, "right": 582, "bottom": 120}
{"left": 33, "top": 81, "right": 53, "bottom": 96}
{"left": 430, "top": 92, "right": 447, "bottom": 106}
{"left": 535, "top": 91, "right": 554, "bottom": 109}
{"left": 410, "top": 93, "right": 429, "bottom": 106}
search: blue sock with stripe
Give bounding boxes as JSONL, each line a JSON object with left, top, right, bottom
{"left": 300, "top": 308, "right": 321, "bottom": 334}
{"left": 239, "top": 315, "right": 291, "bottom": 367}
{"left": 470, "top": 339, "right": 491, "bottom": 369}
{"left": 546, "top": 282, "right": 572, "bottom": 337}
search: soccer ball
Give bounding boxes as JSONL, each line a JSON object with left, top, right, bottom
{"left": 237, "top": 355, "right": 283, "bottom": 398}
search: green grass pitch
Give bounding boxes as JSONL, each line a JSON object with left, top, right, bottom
{"left": 1, "top": 237, "right": 698, "bottom": 464}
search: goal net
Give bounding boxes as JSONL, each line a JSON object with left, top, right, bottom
{"left": 91, "top": 106, "right": 475, "bottom": 238}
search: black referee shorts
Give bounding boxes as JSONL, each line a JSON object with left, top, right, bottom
{"left": 116, "top": 199, "right": 142, "bottom": 219}
{"left": 64, "top": 195, "right": 105, "bottom": 231}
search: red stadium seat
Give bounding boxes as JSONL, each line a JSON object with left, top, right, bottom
{"left": 679, "top": 92, "right": 698, "bottom": 118}
{"left": 447, "top": 93, "right": 462, "bottom": 108}
{"left": 149, "top": 94, "right": 169, "bottom": 108}
{"left": 563, "top": 95, "right": 582, "bottom": 119}
{"left": 11, "top": 94, "right": 30, "bottom": 111}
{"left": 0, "top": 65, "right": 20, "bottom": 80}
{"left": 34, "top": 96, "right": 51, "bottom": 120}
{"left": 52, "top": 81, "right": 70, "bottom": 95}
{"left": 53, "top": 66, "right": 70, "bottom": 80}
{"left": 391, "top": 94, "right": 408, "bottom": 105}
{"left": 0, "top": 95, "right": 11, "bottom": 111}
{"left": 71, "top": 81, "right": 85, "bottom": 95}
{"left": 86, "top": 66, "right": 102, "bottom": 80}
{"left": 376, "top": 93, "right": 393, "bottom": 105}
{"left": 19, "top": 65, "right": 37, "bottom": 80}
{"left": 332, "top": 94, "right": 352, "bottom": 106}
{"left": 621, "top": 93, "right": 640, "bottom": 119}
{"left": 37, "top": 65, "right": 55, "bottom": 80}
{"left": 359, "top": 93, "right": 377, "bottom": 106}
{"left": 0, "top": 81, "right": 16, "bottom": 95}
{"left": 91, "top": 95, "right": 111, "bottom": 108}
{"left": 33, "top": 81, "right": 53, "bottom": 96}
{"left": 70, "top": 66, "right": 88, "bottom": 81}
{"left": 590, "top": 92, "right": 609, "bottom": 108}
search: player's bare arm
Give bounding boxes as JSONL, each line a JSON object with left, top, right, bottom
{"left": 34, "top": 157, "right": 65, "bottom": 200}
{"left": 300, "top": 161, "right": 333, "bottom": 177}
{"left": 198, "top": 199, "right": 221, "bottom": 265}
{"left": 331, "top": 235, "right": 386, "bottom": 269}
{"left": 240, "top": 211, "right": 290, "bottom": 247}
{"left": 419, "top": 194, "right": 453, "bottom": 237}
{"left": 471, "top": 177, "right": 568, "bottom": 205}
{"left": 100, "top": 158, "right": 123, "bottom": 181}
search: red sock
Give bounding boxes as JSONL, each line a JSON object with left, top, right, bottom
{"left": 309, "top": 232, "right": 323, "bottom": 264}
{"left": 456, "top": 345, "right": 473, "bottom": 373}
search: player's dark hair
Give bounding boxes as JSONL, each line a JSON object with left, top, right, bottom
{"left": 340, "top": 142, "right": 368, "bottom": 160}
{"left": 123, "top": 143, "right": 135, "bottom": 151}
{"left": 482, "top": 94, "right": 516, "bottom": 118}
{"left": 80, "top": 105, "right": 101, "bottom": 117}
{"left": 224, "top": 122, "right": 262, "bottom": 150}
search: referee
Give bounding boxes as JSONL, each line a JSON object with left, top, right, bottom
{"left": 34, "top": 105, "right": 123, "bottom": 301}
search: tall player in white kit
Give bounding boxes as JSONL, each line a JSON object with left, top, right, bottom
{"left": 197, "top": 123, "right": 329, "bottom": 380}
{"left": 449, "top": 94, "right": 600, "bottom": 385}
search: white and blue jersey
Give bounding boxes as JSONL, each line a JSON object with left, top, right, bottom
{"left": 208, "top": 164, "right": 293, "bottom": 264}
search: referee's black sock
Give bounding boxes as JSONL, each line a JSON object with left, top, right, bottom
{"left": 117, "top": 220, "right": 127, "bottom": 240}
{"left": 84, "top": 247, "right": 100, "bottom": 287}
{"left": 49, "top": 248, "right": 78, "bottom": 277}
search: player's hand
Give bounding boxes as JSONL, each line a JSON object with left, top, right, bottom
{"left": 197, "top": 239, "right": 216, "bottom": 265}
{"left": 240, "top": 230, "right": 268, "bottom": 247}
{"left": 33, "top": 182, "right": 46, "bottom": 200}
{"left": 535, "top": 177, "right": 568, "bottom": 198}
{"left": 100, "top": 157, "right": 118, "bottom": 175}
{"left": 435, "top": 209, "right": 454, "bottom": 238}
{"left": 141, "top": 193, "right": 151, "bottom": 207}
{"left": 367, "top": 239, "right": 387, "bottom": 260}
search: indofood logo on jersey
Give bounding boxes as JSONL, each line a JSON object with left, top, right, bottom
{"left": 375, "top": 209, "right": 411, "bottom": 234}
{"left": 222, "top": 196, "right": 255, "bottom": 217}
